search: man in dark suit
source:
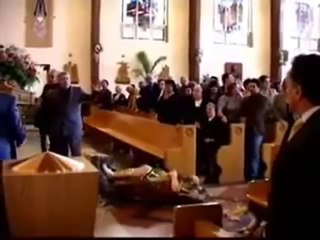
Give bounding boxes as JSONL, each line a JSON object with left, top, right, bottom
{"left": 35, "top": 69, "right": 59, "bottom": 152}
{"left": 0, "top": 92, "right": 26, "bottom": 160}
{"left": 240, "top": 79, "right": 271, "bottom": 181}
{"left": 46, "top": 72, "right": 90, "bottom": 157}
{"left": 138, "top": 75, "right": 158, "bottom": 112}
{"left": 267, "top": 54, "right": 320, "bottom": 239}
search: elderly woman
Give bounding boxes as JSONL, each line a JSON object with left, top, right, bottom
{"left": 113, "top": 85, "right": 127, "bottom": 108}
{"left": 0, "top": 84, "right": 26, "bottom": 160}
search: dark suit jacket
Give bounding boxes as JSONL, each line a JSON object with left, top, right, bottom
{"left": 36, "top": 83, "right": 60, "bottom": 131}
{"left": 240, "top": 93, "right": 272, "bottom": 135}
{"left": 46, "top": 86, "right": 90, "bottom": 138}
{"left": 138, "top": 83, "right": 158, "bottom": 112}
{"left": 156, "top": 93, "right": 181, "bottom": 125}
{"left": 0, "top": 93, "right": 26, "bottom": 160}
{"left": 112, "top": 93, "right": 127, "bottom": 108}
{"left": 267, "top": 108, "right": 320, "bottom": 239}
{"left": 180, "top": 96, "right": 208, "bottom": 125}
{"left": 98, "top": 89, "right": 113, "bottom": 110}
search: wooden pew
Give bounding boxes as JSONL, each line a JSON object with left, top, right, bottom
{"left": 84, "top": 107, "right": 196, "bottom": 175}
{"left": 246, "top": 180, "right": 269, "bottom": 221}
{"left": 115, "top": 106, "right": 157, "bottom": 119}
{"left": 217, "top": 124, "right": 245, "bottom": 184}
{"left": 173, "top": 203, "right": 224, "bottom": 237}
{"left": 262, "top": 121, "right": 288, "bottom": 178}
{"left": 173, "top": 202, "right": 256, "bottom": 237}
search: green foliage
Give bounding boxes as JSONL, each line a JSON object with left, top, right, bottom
{"left": 0, "top": 45, "right": 39, "bottom": 89}
{"left": 133, "top": 51, "right": 167, "bottom": 77}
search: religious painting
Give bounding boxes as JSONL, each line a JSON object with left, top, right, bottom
{"left": 25, "top": 0, "right": 54, "bottom": 48}
{"left": 289, "top": 0, "right": 320, "bottom": 51}
{"left": 224, "top": 62, "right": 243, "bottom": 80}
{"left": 121, "top": 0, "right": 168, "bottom": 41}
{"left": 213, "top": 0, "right": 253, "bottom": 46}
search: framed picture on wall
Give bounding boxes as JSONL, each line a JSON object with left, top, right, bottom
{"left": 213, "top": 0, "right": 253, "bottom": 46}
{"left": 120, "top": 0, "right": 168, "bottom": 41}
{"left": 288, "top": 0, "right": 320, "bottom": 51}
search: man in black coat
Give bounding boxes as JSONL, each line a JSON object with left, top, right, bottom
{"left": 36, "top": 70, "right": 59, "bottom": 152}
{"left": 267, "top": 54, "right": 320, "bottom": 239}
{"left": 240, "top": 79, "right": 272, "bottom": 181}
{"left": 45, "top": 72, "right": 90, "bottom": 157}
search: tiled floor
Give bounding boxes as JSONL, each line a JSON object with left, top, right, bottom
{"left": 18, "top": 130, "right": 247, "bottom": 237}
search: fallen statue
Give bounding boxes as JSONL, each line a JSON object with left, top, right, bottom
{"left": 85, "top": 152, "right": 261, "bottom": 236}
{"left": 85, "top": 152, "right": 213, "bottom": 204}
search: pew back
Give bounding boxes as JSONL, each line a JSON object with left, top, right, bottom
{"left": 263, "top": 121, "right": 288, "bottom": 178}
{"left": 115, "top": 106, "right": 157, "bottom": 119}
{"left": 217, "top": 123, "right": 245, "bottom": 184}
{"left": 173, "top": 203, "right": 223, "bottom": 237}
{"left": 85, "top": 107, "right": 196, "bottom": 175}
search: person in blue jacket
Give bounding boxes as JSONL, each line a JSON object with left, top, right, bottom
{"left": 0, "top": 92, "right": 26, "bottom": 160}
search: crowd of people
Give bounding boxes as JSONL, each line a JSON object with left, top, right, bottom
{"left": 90, "top": 72, "right": 294, "bottom": 184}
{"left": 0, "top": 65, "right": 293, "bottom": 185}
{"left": 1, "top": 53, "right": 320, "bottom": 238}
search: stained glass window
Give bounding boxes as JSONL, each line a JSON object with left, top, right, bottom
{"left": 288, "top": 0, "right": 320, "bottom": 51}
{"left": 281, "top": 0, "right": 320, "bottom": 76}
{"left": 213, "top": 0, "right": 253, "bottom": 46}
{"left": 121, "top": 0, "right": 168, "bottom": 41}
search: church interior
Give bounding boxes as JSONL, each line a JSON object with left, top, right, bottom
{"left": 0, "top": 0, "right": 318, "bottom": 238}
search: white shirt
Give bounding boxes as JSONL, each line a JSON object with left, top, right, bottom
{"left": 301, "top": 106, "right": 320, "bottom": 123}
{"left": 158, "top": 90, "right": 164, "bottom": 101}
{"left": 208, "top": 116, "right": 214, "bottom": 122}
{"left": 114, "top": 93, "right": 121, "bottom": 101}
{"left": 195, "top": 99, "right": 202, "bottom": 107}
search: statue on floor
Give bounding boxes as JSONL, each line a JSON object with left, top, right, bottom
{"left": 85, "top": 152, "right": 213, "bottom": 204}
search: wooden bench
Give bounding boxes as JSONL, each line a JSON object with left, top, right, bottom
{"left": 115, "top": 106, "right": 157, "bottom": 119}
{"left": 84, "top": 107, "right": 196, "bottom": 175}
{"left": 173, "top": 203, "right": 224, "bottom": 237}
{"left": 217, "top": 124, "right": 245, "bottom": 184}
{"left": 246, "top": 180, "right": 269, "bottom": 221}
{"left": 173, "top": 202, "right": 257, "bottom": 237}
{"left": 262, "top": 121, "right": 288, "bottom": 178}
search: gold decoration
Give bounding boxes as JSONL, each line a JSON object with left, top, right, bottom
{"left": 115, "top": 60, "right": 131, "bottom": 84}
{"left": 63, "top": 61, "right": 79, "bottom": 84}
{"left": 159, "top": 65, "right": 170, "bottom": 80}
{"left": 185, "top": 128, "right": 194, "bottom": 137}
{"left": 235, "top": 127, "right": 243, "bottom": 135}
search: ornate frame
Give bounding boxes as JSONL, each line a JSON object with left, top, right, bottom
{"left": 213, "top": 0, "right": 253, "bottom": 47}
{"left": 287, "top": 0, "right": 320, "bottom": 51}
{"left": 120, "top": 0, "right": 168, "bottom": 41}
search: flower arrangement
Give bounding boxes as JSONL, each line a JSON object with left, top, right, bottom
{"left": 0, "top": 44, "right": 38, "bottom": 89}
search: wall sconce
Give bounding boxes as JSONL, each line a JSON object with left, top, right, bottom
{"left": 195, "top": 48, "right": 203, "bottom": 64}
{"left": 94, "top": 43, "right": 103, "bottom": 62}
{"left": 279, "top": 50, "right": 289, "bottom": 66}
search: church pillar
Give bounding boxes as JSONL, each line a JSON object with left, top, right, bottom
{"left": 188, "top": 0, "right": 201, "bottom": 82}
{"left": 91, "top": 0, "right": 101, "bottom": 86}
{"left": 270, "top": 0, "right": 282, "bottom": 83}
